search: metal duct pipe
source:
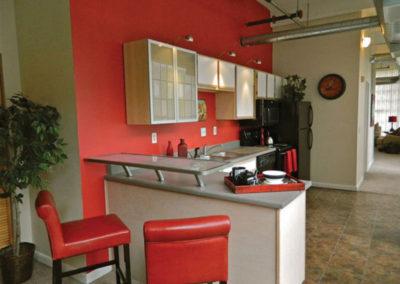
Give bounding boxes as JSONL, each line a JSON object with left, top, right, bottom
{"left": 376, "top": 76, "right": 400, "bottom": 85}
{"left": 241, "top": 16, "right": 380, "bottom": 46}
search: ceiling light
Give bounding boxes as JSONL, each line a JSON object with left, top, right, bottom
{"left": 184, "top": 35, "right": 194, "bottom": 42}
{"left": 255, "top": 59, "right": 262, "bottom": 65}
{"left": 361, "top": 36, "right": 371, "bottom": 48}
{"left": 228, "top": 51, "right": 236, "bottom": 57}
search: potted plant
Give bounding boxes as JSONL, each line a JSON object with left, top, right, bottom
{"left": 282, "top": 75, "right": 307, "bottom": 102}
{"left": 0, "top": 95, "right": 67, "bottom": 283}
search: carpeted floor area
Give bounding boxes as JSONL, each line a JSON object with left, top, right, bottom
{"left": 359, "top": 150, "right": 400, "bottom": 195}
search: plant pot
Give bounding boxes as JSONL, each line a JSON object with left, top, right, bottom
{"left": 0, "top": 242, "right": 35, "bottom": 284}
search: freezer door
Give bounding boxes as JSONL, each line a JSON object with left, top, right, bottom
{"left": 298, "top": 102, "right": 311, "bottom": 129}
{"left": 298, "top": 128, "right": 311, "bottom": 180}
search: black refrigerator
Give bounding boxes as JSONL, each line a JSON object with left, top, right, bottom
{"left": 278, "top": 101, "right": 313, "bottom": 180}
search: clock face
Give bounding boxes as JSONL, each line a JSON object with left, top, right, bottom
{"left": 318, "top": 74, "right": 346, "bottom": 100}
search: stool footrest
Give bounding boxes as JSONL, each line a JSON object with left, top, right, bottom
{"left": 61, "top": 260, "right": 116, "bottom": 278}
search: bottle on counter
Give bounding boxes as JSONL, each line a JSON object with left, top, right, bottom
{"left": 177, "top": 138, "right": 188, "bottom": 158}
{"left": 260, "top": 127, "right": 265, "bottom": 146}
{"left": 166, "top": 141, "right": 174, "bottom": 157}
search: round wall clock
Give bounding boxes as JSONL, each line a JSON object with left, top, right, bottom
{"left": 318, "top": 74, "right": 346, "bottom": 100}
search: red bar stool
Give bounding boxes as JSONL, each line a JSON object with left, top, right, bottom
{"left": 143, "top": 215, "right": 231, "bottom": 284}
{"left": 35, "top": 190, "right": 132, "bottom": 284}
{"left": 284, "top": 150, "right": 293, "bottom": 175}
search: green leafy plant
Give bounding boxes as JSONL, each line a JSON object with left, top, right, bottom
{"left": 282, "top": 75, "right": 307, "bottom": 102}
{"left": 0, "top": 95, "right": 67, "bottom": 256}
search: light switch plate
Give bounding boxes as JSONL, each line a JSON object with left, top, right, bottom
{"left": 151, "top": 132, "right": 157, "bottom": 144}
{"left": 200, "top": 127, "right": 207, "bottom": 137}
{"left": 213, "top": 126, "right": 217, "bottom": 136}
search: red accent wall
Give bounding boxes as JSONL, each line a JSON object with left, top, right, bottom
{"left": 69, "top": 0, "right": 272, "bottom": 264}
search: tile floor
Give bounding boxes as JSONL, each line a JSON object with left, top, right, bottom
{"left": 3, "top": 187, "right": 400, "bottom": 284}
{"left": 306, "top": 187, "right": 400, "bottom": 283}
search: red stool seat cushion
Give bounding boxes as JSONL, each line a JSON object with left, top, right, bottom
{"left": 61, "top": 214, "right": 130, "bottom": 259}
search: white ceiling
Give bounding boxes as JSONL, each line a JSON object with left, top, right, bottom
{"left": 257, "top": 0, "right": 375, "bottom": 23}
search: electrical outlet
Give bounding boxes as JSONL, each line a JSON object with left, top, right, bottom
{"left": 151, "top": 132, "right": 157, "bottom": 144}
{"left": 213, "top": 126, "right": 218, "bottom": 136}
{"left": 200, "top": 127, "right": 207, "bottom": 137}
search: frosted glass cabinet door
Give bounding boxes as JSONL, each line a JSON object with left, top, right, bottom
{"left": 177, "top": 49, "right": 197, "bottom": 122}
{"left": 219, "top": 60, "right": 235, "bottom": 91}
{"left": 197, "top": 55, "right": 218, "bottom": 90}
{"left": 236, "top": 66, "right": 254, "bottom": 118}
{"left": 150, "top": 43, "right": 175, "bottom": 123}
{"left": 267, "top": 73, "right": 275, "bottom": 99}
{"left": 256, "top": 71, "right": 267, "bottom": 99}
{"left": 274, "top": 75, "right": 283, "bottom": 99}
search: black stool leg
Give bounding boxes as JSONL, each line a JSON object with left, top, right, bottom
{"left": 114, "top": 246, "right": 121, "bottom": 284}
{"left": 123, "top": 244, "right": 132, "bottom": 284}
{"left": 52, "top": 260, "right": 62, "bottom": 284}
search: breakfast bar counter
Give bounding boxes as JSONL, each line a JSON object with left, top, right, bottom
{"left": 104, "top": 169, "right": 310, "bottom": 284}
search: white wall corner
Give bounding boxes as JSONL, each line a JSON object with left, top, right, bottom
{"left": 312, "top": 181, "right": 358, "bottom": 191}
{"left": 34, "top": 250, "right": 112, "bottom": 284}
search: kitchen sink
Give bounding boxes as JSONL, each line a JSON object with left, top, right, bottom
{"left": 210, "top": 151, "right": 241, "bottom": 159}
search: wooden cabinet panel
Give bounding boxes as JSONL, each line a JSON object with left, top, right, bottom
{"left": 236, "top": 66, "right": 254, "bottom": 118}
{"left": 197, "top": 55, "right": 218, "bottom": 90}
{"left": 218, "top": 60, "right": 235, "bottom": 92}
{"left": 255, "top": 71, "right": 267, "bottom": 99}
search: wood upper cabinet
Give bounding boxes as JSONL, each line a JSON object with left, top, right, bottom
{"left": 197, "top": 56, "right": 235, "bottom": 92}
{"left": 218, "top": 60, "right": 235, "bottom": 92}
{"left": 197, "top": 55, "right": 218, "bottom": 91}
{"left": 216, "top": 65, "right": 255, "bottom": 120}
{"left": 255, "top": 71, "right": 267, "bottom": 99}
{"left": 124, "top": 39, "right": 197, "bottom": 125}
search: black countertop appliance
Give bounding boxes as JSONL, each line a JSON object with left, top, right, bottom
{"left": 278, "top": 101, "right": 313, "bottom": 180}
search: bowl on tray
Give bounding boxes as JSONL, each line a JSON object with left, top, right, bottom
{"left": 262, "top": 170, "right": 287, "bottom": 184}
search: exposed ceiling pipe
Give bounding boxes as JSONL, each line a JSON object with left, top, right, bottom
{"left": 241, "top": 16, "right": 380, "bottom": 46}
{"left": 261, "top": 0, "right": 305, "bottom": 28}
{"left": 376, "top": 76, "right": 400, "bottom": 85}
{"left": 370, "top": 53, "right": 395, "bottom": 64}
{"left": 246, "top": 10, "right": 303, "bottom": 27}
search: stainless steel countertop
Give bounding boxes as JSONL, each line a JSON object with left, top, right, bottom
{"left": 106, "top": 170, "right": 311, "bottom": 209}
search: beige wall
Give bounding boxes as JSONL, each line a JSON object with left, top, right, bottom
{"left": 273, "top": 31, "right": 363, "bottom": 189}
{"left": 14, "top": 0, "right": 83, "bottom": 266}
{"left": 0, "top": 0, "right": 32, "bottom": 243}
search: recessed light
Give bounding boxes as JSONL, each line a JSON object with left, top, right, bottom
{"left": 184, "top": 35, "right": 194, "bottom": 42}
{"left": 228, "top": 51, "right": 236, "bottom": 57}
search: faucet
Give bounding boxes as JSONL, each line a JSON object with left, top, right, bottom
{"left": 203, "top": 144, "right": 223, "bottom": 156}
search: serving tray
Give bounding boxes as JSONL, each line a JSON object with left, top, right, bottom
{"left": 224, "top": 174, "right": 305, "bottom": 194}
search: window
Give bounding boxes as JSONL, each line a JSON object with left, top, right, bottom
{"left": 375, "top": 69, "right": 400, "bottom": 132}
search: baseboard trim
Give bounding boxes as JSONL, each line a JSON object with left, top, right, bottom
{"left": 367, "top": 160, "right": 374, "bottom": 171}
{"left": 34, "top": 250, "right": 112, "bottom": 283}
{"left": 312, "top": 181, "right": 358, "bottom": 191}
{"left": 356, "top": 176, "right": 364, "bottom": 190}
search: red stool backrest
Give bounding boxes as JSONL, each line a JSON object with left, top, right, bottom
{"left": 35, "top": 190, "right": 64, "bottom": 259}
{"left": 144, "top": 215, "right": 231, "bottom": 284}
{"left": 284, "top": 150, "right": 293, "bottom": 175}
{"left": 291, "top": 148, "right": 298, "bottom": 173}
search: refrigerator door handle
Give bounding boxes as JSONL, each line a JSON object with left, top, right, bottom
{"left": 308, "top": 105, "right": 314, "bottom": 127}
{"left": 308, "top": 128, "right": 313, "bottom": 150}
